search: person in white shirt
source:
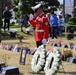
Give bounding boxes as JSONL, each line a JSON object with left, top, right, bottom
{"left": 58, "top": 15, "right": 64, "bottom": 35}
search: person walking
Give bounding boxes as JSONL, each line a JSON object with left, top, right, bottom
{"left": 49, "top": 12, "right": 58, "bottom": 39}
{"left": 28, "top": 3, "right": 49, "bottom": 48}
{"left": 19, "top": 12, "right": 28, "bottom": 32}
{"left": 3, "top": 7, "right": 12, "bottom": 32}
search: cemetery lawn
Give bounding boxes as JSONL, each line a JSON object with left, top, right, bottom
{"left": 0, "top": 27, "right": 76, "bottom": 75}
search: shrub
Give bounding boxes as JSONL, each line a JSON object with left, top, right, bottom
{"left": 66, "top": 33, "right": 74, "bottom": 40}
{"left": 11, "top": 22, "right": 15, "bottom": 24}
{"left": 16, "top": 11, "right": 20, "bottom": 18}
{"left": 17, "top": 35, "right": 23, "bottom": 42}
{"left": 61, "top": 50, "right": 73, "bottom": 61}
{"left": 67, "top": 21, "right": 74, "bottom": 25}
{"left": 71, "top": 27, "right": 76, "bottom": 31}
{"left": 26, "top": 24, "right": 30, "bottom": 27}
{"left": 72, "top": 7, "right": 76, "bottom": 13}
{"left": 65, "top": 50, "right": 73, "bottom": 57}
{"left": 13, "top": 7, "right": 18, "bottom": 12}
{"left": 63, "top": 50, "right": 73, "bottom": 61}
{"left": 69, "top": 17, "right": 76, "bottom": 24}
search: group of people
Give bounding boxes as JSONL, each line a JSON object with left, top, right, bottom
{"left": 1, "top": 4, "right": 64, "bottom": 49}
{"left": 1, "top": 6, "right": 28, "bottom": 32}
{"left": 47, "top": 12, "right": 64, "bottom": 38}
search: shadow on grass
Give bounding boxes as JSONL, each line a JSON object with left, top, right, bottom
{"left": 19, "top": 73, "right": 23, "bottom": 75}
{"left": 21, "top": 31, "right": 33, "bottom": 36}
{"left": 2, "top": 32, "right": 10, "bottom": 36}
{"left": 29, "top": 72, "right": 45, "bottom": 75}
{"left": 58, "top": 71, "right": 76, "bottom": 75}
{"left": 0, "top": 73, "right": 23, "bottom": 75}
{"left": 3, "top": 42, "right": 30, "bottom": 46}
{"left": 1, "top": 31, "right": 33, "bottom": 41}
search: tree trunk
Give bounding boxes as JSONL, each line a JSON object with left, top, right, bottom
{"left": 0, "top": 23, "right": 1, "bottom": 43}
{"left": 20, "top": 39, "right": 22, "bottom": 43}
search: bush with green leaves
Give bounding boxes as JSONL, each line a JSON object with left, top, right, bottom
{"left": 67, "top": 21, "right": 74, "bottom": 25}
{"left": 67, "top": 7, "right": 76, "bottom": 33}
{"left": 72, "top": 7, "right": 76, "bottom": 17}
{"left": 66, "top": 33, "right": 74, "bottom": 40}
{"left": 69, "top": 17, "right": 76, "bottom": 24}
{"left": 17, "top": 35, "right": 23, "bottom": 42}
{"left": 13, "top": 7, "right": 18, "bottom": 12}
{"left": 71, "top": 27, "right": 76, "bottom": 31}
{"left": 62, "top": 50, "right": 73, "bottom": 61}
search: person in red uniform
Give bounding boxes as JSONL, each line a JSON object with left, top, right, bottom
{"left": 28, "top": 3, "right": 49, "bottom": 48}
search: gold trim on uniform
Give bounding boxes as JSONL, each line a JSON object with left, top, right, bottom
{"left": 45, "top": 22, "right": 48, "bottom": 25}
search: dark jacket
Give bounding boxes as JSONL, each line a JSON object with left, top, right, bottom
{"left": 3, "top": 10, "right": 12, "bottom": 20}
{"left": 20, "top": 15, "right": 28, "bottom": 26}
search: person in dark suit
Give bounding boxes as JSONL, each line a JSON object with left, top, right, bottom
{"left": 3, "top": 7, "right": 12, "bottom": 32}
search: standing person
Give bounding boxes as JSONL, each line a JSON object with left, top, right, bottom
{"left": 19, "top": 12, "right": 28, "bottom": 32}
{"left": 28, "top": 3, "right": 49, "bottom": 48}
{"left": 3, "top": 7, "right": 12, "bottom": 32}
{"left": 58, "top": 15, "right": 64, "bottom": 35}
{"left": 49, "top": 12, "right": 58, "bottom": 39}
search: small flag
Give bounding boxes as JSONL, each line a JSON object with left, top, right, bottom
{"left": 57, "top": 38, "right": 61, "bottom": 44}
{"left": 47, "top": 37, "right": 50, "bottom": 44}
{"left": 67, "top": 42, "right": 70, "bottom": 48}
{"left": 31, "top": 47, "right": 37, "bottom": 54}
{"left": 7, "top": 43, "right": 11, "bottom": 50}
{"left": 13, "top": 44, "right": 18, "bottom": 52}
{"left": 0, "top": 43, "right": 2, "bottom": 49}
{"left": 46, "top": 49, "right": 51, "bottom": 57}
{"left": 61, "top": 50, "right": 64, "bottom": 56}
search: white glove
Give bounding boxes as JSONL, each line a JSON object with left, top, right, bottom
{"left": 29, "top": 14, "right": 34, "bottom": 20}
{"left": 47, "top": 37, "right": 50, "bottom": 44}
{"left": 42, "top": 38, "right": 46, "bottom": 45}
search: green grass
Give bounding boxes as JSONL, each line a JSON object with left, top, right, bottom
{"left": 10, "top": 24, "right": 20, "bottom": 28}
{"left": 10, "top": 23, "right": 30, "bottom": 28}
{"left": 1, "top": 24, "right": 76, "bottom": 75}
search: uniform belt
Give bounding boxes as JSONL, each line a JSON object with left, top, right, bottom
{"left": 35, "top": 30, "right": 44, "bottom": 32}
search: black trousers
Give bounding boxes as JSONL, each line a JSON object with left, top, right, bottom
{"left": 36, "top": 41, "right": 46, "bottom": 48}
{"left": 51, "top": 26, "right": 57, "bottom": 39}
{"left": 4, "top": 19, "right": 10, "bottom": 31}
{"left": 36, "top": 41, "right": 42, "bottom": 48}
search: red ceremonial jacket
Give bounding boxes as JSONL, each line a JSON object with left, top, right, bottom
{"left": 28, "top": 13, "right": 49, "bottom": 42}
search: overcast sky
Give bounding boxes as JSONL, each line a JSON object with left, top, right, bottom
{"left": 58, "top": 0, "right": 74, "bottom": 6}
{"left": 58, "top": 0, "right": 63, "bottom": 4}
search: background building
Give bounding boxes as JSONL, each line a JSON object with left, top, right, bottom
{"left": 65, "top": 0, "right": 74, "bottom": 15}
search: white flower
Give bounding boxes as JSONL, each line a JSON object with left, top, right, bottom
{"left": 44, "top": 48, "right": 61, "bottom": 75}
{"left": 31, "top": 45, "right": 46, "bottom": 73}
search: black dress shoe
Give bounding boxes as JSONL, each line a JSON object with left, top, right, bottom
{"left": 52, "top": 38, "right": 54, "bottom": 39}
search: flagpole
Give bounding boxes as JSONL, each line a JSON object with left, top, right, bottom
{"left": 0, "top": 17, "right": 1, "bottom": 43}
{"left": 63, "top": 0, "right": 65, "bottom": 18}
{"left": 74, "top": 0, "right": 76, "bottom": 7}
